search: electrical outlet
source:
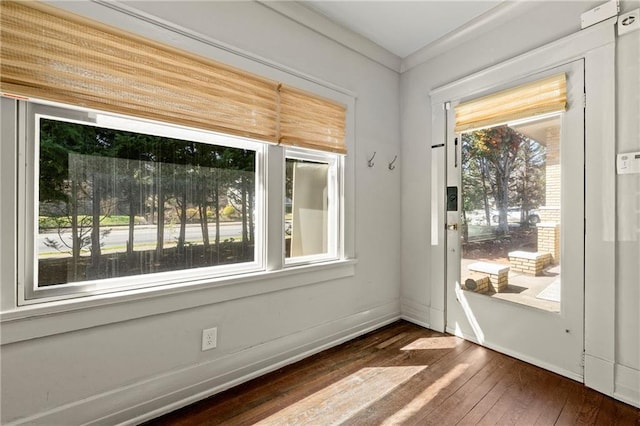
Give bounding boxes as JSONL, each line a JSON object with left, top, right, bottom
{"left": 618, "top": 9, "right": 640, "bottom": 36}
{"left": 202, "top": 327, "right": 217, "bottom": 351}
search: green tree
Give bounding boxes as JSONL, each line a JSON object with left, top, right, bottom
{"left": 112, "top": 132, "right": 155, "bottom": 257}
{"left": 223, "top": 149, "right": 256, "bottom": 255}
{"left": 511, "top": 137, "right": 546, "bottom": 224}
{"left": 39, "top": 120, "right": 115, "bottom": 278}
{"left": 462, "top": 126, "right": 527, "bottom": 234}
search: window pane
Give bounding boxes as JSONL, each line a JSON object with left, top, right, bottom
{"left": 460, "top": 115, "right": 561, "bottom": 312}
{"left": 285, "top": 158, "right": 330, "bottom": 258}
{"left": 38, "top": 118, "right": 257, "bottom": 287}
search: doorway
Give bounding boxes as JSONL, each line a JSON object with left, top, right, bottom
{"left": 445, "top": 60, "right": 585, "bottom": 380}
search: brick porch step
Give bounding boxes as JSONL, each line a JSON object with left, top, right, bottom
{"left": 463, "top": 272, "right": 490, "bottom": 293}
{"left": 508, "top": 251, "right": 552, "bottom": 276}
{"left": 467, "top": 262, "right": 509, "bottom": 293}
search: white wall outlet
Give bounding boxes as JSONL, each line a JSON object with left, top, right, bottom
{"left": 202, "top": 327, "right": 217, "bottom": 351}
{"left": 618, "top": 9, "right": 640, "bottom": 36}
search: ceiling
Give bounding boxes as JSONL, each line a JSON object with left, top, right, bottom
{"left": 302, "top": 1, "right": 503, "bottom": 58}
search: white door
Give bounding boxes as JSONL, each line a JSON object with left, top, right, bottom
{"left": 445, "top": 60, "right": 585, "bottom": 380}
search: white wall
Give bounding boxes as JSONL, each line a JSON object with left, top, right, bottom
{"left": 0, "top": 1, "right": 401, "bottom": 423}
{"left": 400, "top": 0, "right": 639, "bottom": 407}
{"left": 1, "top": 0, "right": 637, "bottom": 423}
{"left": 615, "top": 13, "right": 640, "bottom": 404}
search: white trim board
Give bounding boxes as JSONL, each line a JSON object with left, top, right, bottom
{"left": 1, "top": 258, "right": 356, "bottom": 345}
{"left": 430, "top": 18, "right": 616, "bottom": 103}
{"left": 615, "top": 364, "right": 640, "bottom": 408}
{"left": 400, "top": 298, "right": 430, "bottom": 329}
{"left": 4, "top": 303, "right": 400, "bottom": 426}
{"left": 402, "top": 2, "right": 539, "bottom": 73}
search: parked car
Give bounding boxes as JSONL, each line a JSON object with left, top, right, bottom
{"left": 491, "top": 208, "right": 540, "bottom": 225}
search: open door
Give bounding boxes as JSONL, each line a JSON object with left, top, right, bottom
{"left": 444, "top": 60, "right": 585, "bottom": 380}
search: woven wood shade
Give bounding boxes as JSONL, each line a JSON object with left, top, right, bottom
{"left": 0, "top": 1, "right": 346, "bottom": 154}
{"left": 455, "top": 73, "right": 567, "bottom": 133}
{"left": 279, "top": 86, "right": 346, "bottom": 153}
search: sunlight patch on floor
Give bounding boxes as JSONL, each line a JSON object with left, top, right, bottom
{"left": 254, "top": 366, "right": 426, "bottom": 425}
{"left": 380, "top": 363, "right": 470, "bottom": 425}
{"left": 401, "top": 336, "right": 461, "bottom": 350}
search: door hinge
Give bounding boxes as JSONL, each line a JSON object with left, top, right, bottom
{"left": 583, "top": 92, "right": 587, "bottom": 108}
{"left": 581, "top": 352, "right": 585, "bottom": 368}
{"left": 444, "top": 102, "right": 451, "bottom": 111}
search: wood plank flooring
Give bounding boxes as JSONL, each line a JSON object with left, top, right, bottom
{"left": 145, "top": 321, "right": 640, "bottom": 425}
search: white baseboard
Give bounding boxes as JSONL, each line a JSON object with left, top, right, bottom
{"left": 429, "top": 307, "right": 446, "bottom": 333}
{"left": 11, "top": 303, "right": 400, "bottom": 426}
{"left": 584, "top": 354, "right": 615, "bottom": 396}
{"left": 615, "top": 364, "right": 640, "bottom": 408}
{"left": 400, "top": 298, "right": 430, "bottom": 329}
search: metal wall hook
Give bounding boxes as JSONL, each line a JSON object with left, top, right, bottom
{"left": 367, "top": 151, "right": 376, "bottom": 168}
{"left": 388, "top": 155, "right": 398, "bottom": 170}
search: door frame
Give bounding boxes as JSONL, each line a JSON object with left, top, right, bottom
{"left": 429, "top": 18, "right": 616, "bottom": 393}
{"left": 445, "top": 59, "right": 586, "bottom": 381}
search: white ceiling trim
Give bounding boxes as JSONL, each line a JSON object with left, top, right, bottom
{"left": 401, "top": 1, "right": 539, "bottom": 73}
{"left": 261, "top": 1, "right": 541, "bottom": 75}
{"left": 258, "top": 1, "right": 403, "bottom": 73}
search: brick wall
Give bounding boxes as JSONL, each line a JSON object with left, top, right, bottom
{"left": 537, "top": 223, "right": 560, "bottom": 264}
{"left": 509, "top": 251, "right": 552, "bottom": 275}
{"left": 539, "top": 207, "right": 560, "bottom": 223}
{"left": 537, "top": 126, "right": 561, "bottom": 262}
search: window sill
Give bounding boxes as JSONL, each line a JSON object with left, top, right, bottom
{"left": 0, "top": 259, "right": 357, "bottom": 345}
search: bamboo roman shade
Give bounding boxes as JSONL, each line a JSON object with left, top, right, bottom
{"left": 279, "top": 86, "right": 346, "bottom": 153}
{"left": 454, "top": 73, "right": 567, "bottom": 133}
{"left": 0, "top": 1, "right": 346, "bottom": 154}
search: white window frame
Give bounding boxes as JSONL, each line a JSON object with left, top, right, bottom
{"left": 18, "top": 100, "right": 266, "bottom": 305}
{"left": 283, "top": 147, "right": 341, "bottom": 266}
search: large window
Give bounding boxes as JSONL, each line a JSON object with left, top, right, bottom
{"left": 37, "top": 117, "right": 259, "bottom": 282}
{"left": 17, "top": 101, "right": 345, "bottom": 303}
{"left": 2, "top": 1, "right": 349, "bottom": 306}
{"left": 21, "top": 103, "right": 270, "bottom": 302}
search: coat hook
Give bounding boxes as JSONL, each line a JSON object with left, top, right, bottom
{"left": 388, "top": 155, "right": 398, "bottom": 170}
{"left": 367, "top": 151, "right": 376, "bottom": 168}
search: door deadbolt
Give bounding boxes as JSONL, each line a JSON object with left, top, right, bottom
{"left": 447, "top": 223, "right": 458, "bottom": 231}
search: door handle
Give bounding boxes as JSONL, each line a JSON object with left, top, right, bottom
{"left": 447, "top": 223, "right": 458, "bottom": 231}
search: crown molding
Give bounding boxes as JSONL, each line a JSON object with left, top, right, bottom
{"left": 258, "top": 1, "right": 402, "bottom": 73}
{"left": 401, "top": 1, "right": 539, "bottom": 73}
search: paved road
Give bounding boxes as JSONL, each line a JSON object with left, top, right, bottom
{"left": 39, "top": 222, "right": 243, "bottom": 253}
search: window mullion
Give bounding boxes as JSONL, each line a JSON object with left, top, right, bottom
{"left": 265, "top": 145, "right": 285, "bottom": 271}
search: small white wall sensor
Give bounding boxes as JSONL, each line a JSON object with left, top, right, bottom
{"left": 617, "top": 152, "right": 640, "bottom": 175}
{"left": 581, "top": 0, "right": 619, "bottom": 29}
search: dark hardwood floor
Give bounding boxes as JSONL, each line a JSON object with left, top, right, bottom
{"left": 146, "top": 321, "right": 640, "bottom": 425}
